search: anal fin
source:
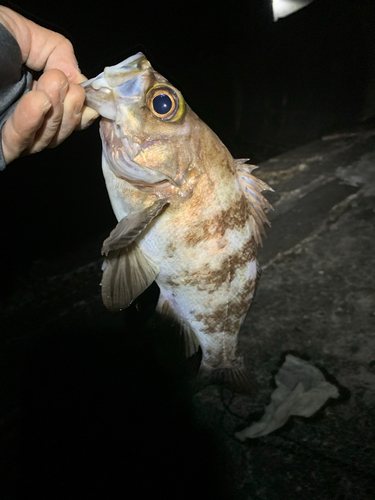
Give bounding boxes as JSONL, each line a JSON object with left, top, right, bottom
{"left": 156, "top": 300, "right": 200, "bottom": 358}
{"left": 101, "top": 242, "right": 159, "bottom": 312}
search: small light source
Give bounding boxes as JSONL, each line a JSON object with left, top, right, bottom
{"left": 272, "top": 0, "right": 314, "bottom": 22}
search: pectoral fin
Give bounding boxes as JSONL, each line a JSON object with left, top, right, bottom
{"left": 101, "top": 242, "right": 159, "bottom": 311}
{"left": 102, "top": 198, "right": 167, "bottom": 256}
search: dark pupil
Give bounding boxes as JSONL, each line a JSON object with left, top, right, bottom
{"left": 153, "top": 94, "right": 172, "bottom": 114}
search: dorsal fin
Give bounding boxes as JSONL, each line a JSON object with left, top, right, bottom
{"left": 235, "top": 158, "right": 251, "bottom": 165}
{"left": 235, "top": 161, "right": 274, "bottom": 245}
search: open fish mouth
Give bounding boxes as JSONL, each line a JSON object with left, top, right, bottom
{"left": 83, "top": 53, "right": 180, "bottom": 188}
{"left": 82, "top": 53, "right": 151, "bottom": 120}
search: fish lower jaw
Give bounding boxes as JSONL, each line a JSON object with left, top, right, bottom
{"left": 118, "top": 173, "right": 191, "bottom": 198}
{"left": 122, "top": 177, "right": 174, "bottom": 194}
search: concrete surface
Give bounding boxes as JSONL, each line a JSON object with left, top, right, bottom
{"left": 1, "top": 123, "right": 374, "bottom": 499}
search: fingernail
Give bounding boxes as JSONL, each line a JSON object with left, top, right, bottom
{"left": 59, "top": 83, "right": 69, "bottom": 103}
{"left": 43, "top": 100, "right": 52, "bottom": 113}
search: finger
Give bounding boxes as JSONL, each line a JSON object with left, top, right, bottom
{"left": 77, "top": 105, "right": 99, "bottom": 131}
{"left": 1, "top": 90, "right": 51, "bottom": 164}
{"left": 42, "top": 36, "right": 83, "bottom": 84}
{"left": 76, "top": 76, "right": 100, "bottom": 129}
{"left": 27, "top": 69, "right": 68, "bottom": 153}
{"left": 49, "top": 84, "right": 100, "bottom": 145}
{"left": 48, "top": 83, "right": 86, "bottom": 147}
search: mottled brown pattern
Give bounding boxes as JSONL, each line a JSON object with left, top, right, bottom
{"left": 197, "top": 306, "right": 230, "bottom": 334}
{"left": 217, "top": 147, "right": 236, "bottom": 175}
{"left": 166, "top": 240, "right": 176, "bottom": 258}
{"left": 179, "top": 237, "right": 257, "bottom": 290}
{"left": 228, "top": 274, "right": 256, "bottom": 320}
{"left": 165, "top": 277, "right": 180, "bottom": 287}
{"left": 196, "top": 275, "right": 256, "bottom": 336}
{"left": 89, "top": 53, "right": 273, "bottom": 380}
{"left": 184, "top": 194, "right": 249, "bottom": 247}
{"left": 203, "top": 137, "right": 237, "bottom": 176}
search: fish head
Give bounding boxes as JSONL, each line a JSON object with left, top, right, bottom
{"left": 83, "top": 53, "right": 200, "bottom": 193}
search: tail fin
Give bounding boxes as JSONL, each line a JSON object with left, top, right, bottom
{"left": 194, "top": 359, "right": 258, "bottom": 396}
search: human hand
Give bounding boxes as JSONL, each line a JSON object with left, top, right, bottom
{"left": 0, "top": 6, "right": 98, "bottom": 165}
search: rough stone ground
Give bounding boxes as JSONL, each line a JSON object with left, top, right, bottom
{"left": 1, "top": 125, "right": 374, "bottom": 499}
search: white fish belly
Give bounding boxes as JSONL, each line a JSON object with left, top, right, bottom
{"left": 137, "top": 216, "right": 258, "bottom": 368}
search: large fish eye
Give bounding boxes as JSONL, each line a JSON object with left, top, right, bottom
{"left": 153, "top": 94, "right": 172, "bottom": 115}
{"left": 147, "top": 85, "right": 185, "bottom": 122}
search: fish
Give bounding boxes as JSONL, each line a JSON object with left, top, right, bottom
{"left": 82, "top": 53, "right": 273, "bottom": 395}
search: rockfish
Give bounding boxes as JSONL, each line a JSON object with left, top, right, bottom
{"left": 83, "top": 53, "right": 272, "bottom": 395}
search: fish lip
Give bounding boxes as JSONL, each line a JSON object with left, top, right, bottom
{"left": 81, "top": 53, "right": 151, "bottom": 119}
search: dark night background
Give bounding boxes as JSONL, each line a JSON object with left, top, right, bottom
{"left": 1, "top": 0, "right": 375, "bottom": 498}
{"left": 1, "top": 0, "right": 374, "bottom": 281}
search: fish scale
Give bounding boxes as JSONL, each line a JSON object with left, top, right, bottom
{"left": 82, "top": 53, "right": 273, "bottom": 395}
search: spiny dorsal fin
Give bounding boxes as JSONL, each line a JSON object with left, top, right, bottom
{"left": 235, "top": 158, "right": 251, "bottom": 165}
{"left": 235, "top": 161, "right": 274, "bottom": 245}
{"left": 237, "top": 165, "right": 274, "bottom": 195}
{"left": 101, "top": 242, "right": 159, "bottom": 311}
{"left": 156, "top": 299, "right": 200, "bottom": 358}
{"left": 102, "top": 198, "right": 167, "bottom": 256}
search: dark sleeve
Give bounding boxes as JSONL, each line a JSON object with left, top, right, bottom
{"left": 0, "top": 22, "right": 33, "bottom": 170}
